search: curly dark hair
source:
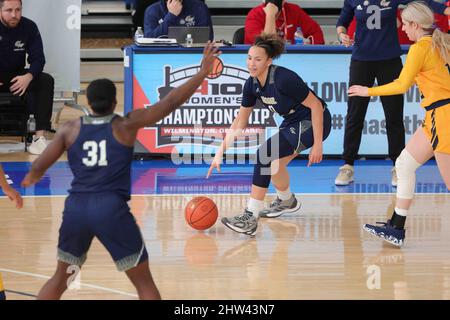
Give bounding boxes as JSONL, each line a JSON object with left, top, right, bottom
{"left": 253, "top": 33, "right": 285, "bottom": 59}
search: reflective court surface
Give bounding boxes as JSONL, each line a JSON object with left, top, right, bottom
{"left": 1, "top": 159, "right": 449, "bottom": 299}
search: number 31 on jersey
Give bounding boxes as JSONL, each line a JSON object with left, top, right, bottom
{"left": 82, "top": 140, "right": 108, "bottom": 167}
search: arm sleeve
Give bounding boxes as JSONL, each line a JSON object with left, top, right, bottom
{"left": 241, "top": 78, "right": 257, "bottom": 107}
{"left": 244, "top": 8, "right": 265, "bottom": 45}
{"left": 297, "top": 7, "right": 325, "bottom": 44}
{"left": 277, "top": 69, "right": 310, "bottom": 103}
{"left": 143, "top": 6, "right": 178, "bottom": 37}
{"left": 336, "top": 0, "right": 354, "bottom": 28}
{"left": 399, "top": 0, "right": 447, "bottom": 15}
{"left": 368, "top": 43, "right": 427, "bottom": 96}
{"left": 27, "top": 23, "right": 45, "bottom": 78}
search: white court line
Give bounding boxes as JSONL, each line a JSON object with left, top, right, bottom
{"left": 0, "top": 268, "right": 138, "bottom": 298}
{"left": 1, "top": 192, "right": 448, "bottom": 198}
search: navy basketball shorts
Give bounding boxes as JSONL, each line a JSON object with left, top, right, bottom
{"left": 252, "top": 108, "right": 332, "bottom": 188}
{"left": 57, "top": 192, "right": 148, "bottom": 272}
{"left": 280, "top": 107, "right": 332, "bottom": 153}
{"left": 266, "top": 107, "right": 332, "bottom": 159}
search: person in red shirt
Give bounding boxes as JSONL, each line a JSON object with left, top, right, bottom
{"left": 347, "top": 9, "right": 448, "bottom": 45}
{"left": 244, "top": 1, "right": 325, "bottom": 45}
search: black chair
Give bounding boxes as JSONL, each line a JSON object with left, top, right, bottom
{"left": 0, "top": 93, "right": 29, "bottom": 150}
{"left": 232, "top": 27, "right": 245, "bottom": 44}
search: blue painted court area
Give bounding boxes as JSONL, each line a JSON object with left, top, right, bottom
{"left": 0, "top": 159, "right": 448, "bottom": 196}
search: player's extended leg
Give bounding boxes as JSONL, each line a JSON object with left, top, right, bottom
{"left": 259, "top": 153, "right": 301, "bottom": 218}
{"left": 221, "top": 131, "right": 295, "bottom": 236}
{"left": 261, "top": 110, "right": 331, "bottom": 218}
{"left": 37, "top": 261, "right": 75, "bottom": 300}
{"left": 42, "top": 194, "right": 94, "bottom": 299}
{"left": 125, "top": 260, "right": 161, "bottom": 300}
{"left": 92, "top": 192, "right": 160, "bottom": 299}
{"left": 363, "top": 128, "right": 434, "bottom": 246}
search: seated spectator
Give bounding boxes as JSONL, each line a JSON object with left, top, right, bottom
{"left": 133, "top": 0, "right": 205, "bottom": 30}
{"left": 347, "top": 9, "right": 448, "bottom": 45}
{"left": 144, "top": 0, "right": 213, "bottom": 40}
{"left": 244, "top": 0, "right": 325, "bottom": 45}
{"left": 132, "top": 0, "right": 159, "bottom": 29}
{"left": 0, "top": 0, "right": 54, "bottom": 155}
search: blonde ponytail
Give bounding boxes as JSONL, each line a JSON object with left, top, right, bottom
{"left": 431, "top": 28, "right": 450, "bottom": 65}
{"left": 401, "top": 1, "right": 450, "bottom": 64}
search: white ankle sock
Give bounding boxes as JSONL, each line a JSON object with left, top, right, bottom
{"left": 394, "top": 207, "right": 408, "bottom": 217}
{"left": 276, "top": 187, "right": 292, "bottom": 201}
{"left": 247, "top": 198, "right": 265, "bottom": 216}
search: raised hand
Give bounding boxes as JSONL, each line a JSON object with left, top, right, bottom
{"left": 263, "top": 2, "right": 279, "bottom": 17}
{"left": 199, "top": 41, "right": 222, "bottom": 75}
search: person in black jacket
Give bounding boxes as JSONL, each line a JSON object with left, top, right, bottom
{"left": 0, "top": 0, "right": 54, "bottom": 155}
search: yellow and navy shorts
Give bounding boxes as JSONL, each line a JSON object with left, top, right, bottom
{"left": 422, "top": 99, "right": 450, "bottom": 154}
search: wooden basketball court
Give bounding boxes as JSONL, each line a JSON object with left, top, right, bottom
{"left": 1, "top": 193, "right": 450, "bottom": 300}
{"left": 2, "top": 83, "right": 450, "bottom": 300}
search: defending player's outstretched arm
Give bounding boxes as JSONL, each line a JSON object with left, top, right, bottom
{"left": 124, "top": 42, "right": 221, "bottom": 131}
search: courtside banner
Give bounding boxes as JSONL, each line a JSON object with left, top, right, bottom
{"left": 127, "top": 47, "right": 423, "bottom": 156}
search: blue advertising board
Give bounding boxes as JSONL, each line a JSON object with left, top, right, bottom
{"left": 124, "top": 45, "right": 422, "bottom": 156}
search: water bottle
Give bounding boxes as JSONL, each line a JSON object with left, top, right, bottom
{"left": 294, "top": 27, "right": 304, "bottom": 45}
{"left": 185, "top": 33, "right": 193, "bottom": 47}
{"left": 26, "top": 114, "right": 36, "bottom": 143}
{"left": 134, "top": 26, "right": 144, "bottom": 43}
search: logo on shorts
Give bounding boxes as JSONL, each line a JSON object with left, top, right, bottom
{"left": 290, "top": 127, "right": 296, "bottom": 135}
{"left": 380, "top": 0, "right": 390, "bottom": 7}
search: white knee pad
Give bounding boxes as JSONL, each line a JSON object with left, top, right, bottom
{"left": 395, "top": 149, "right": 422, "bottom": 199}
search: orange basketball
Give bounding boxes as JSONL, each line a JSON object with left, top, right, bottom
{"left": 185, "top": 196, "right": 218, "bottom": 230}
{"left": 207, "top": 57, "right": 224, "bottom": 79}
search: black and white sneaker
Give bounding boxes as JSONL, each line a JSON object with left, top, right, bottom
{"left": 221, "top": 209, "right": 258, "bottom": 236}
{"left": 258, "top": 194, "right": 301, "bottom": 218}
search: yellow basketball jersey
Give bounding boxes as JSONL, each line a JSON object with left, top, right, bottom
{"left": 414, "top": 37, "right": 450, "bottom": 108}
{"left": 369, "top": 36, "right": 450, "bottom": 108}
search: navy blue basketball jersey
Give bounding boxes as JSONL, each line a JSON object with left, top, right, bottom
{"left": 242, "top": 65, "right": 324, "bottom": 125}
{"left": 67, "top": 114, "right": 133, "bottom": 199}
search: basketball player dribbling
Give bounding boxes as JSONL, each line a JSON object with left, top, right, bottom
{"left": 20, "top": 43, "right": 220, "bottom": 300}
{"left": 207, "top": 34, "right": 332, "bottom": 236}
